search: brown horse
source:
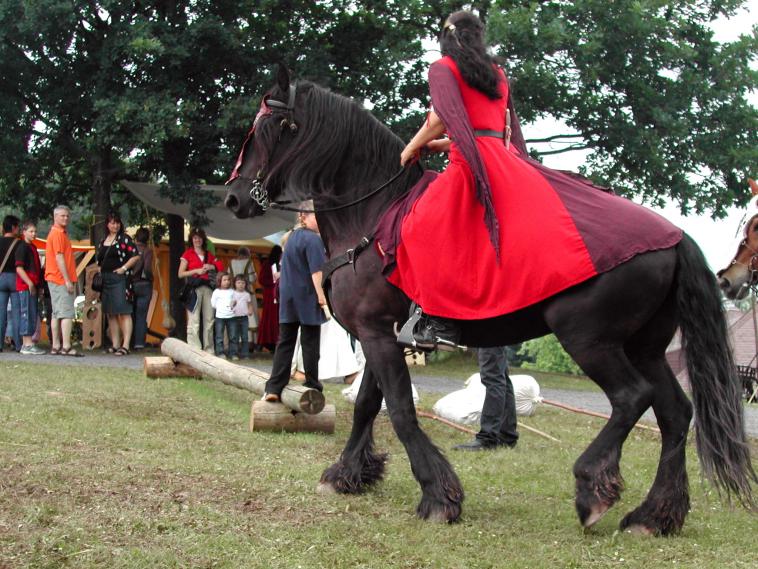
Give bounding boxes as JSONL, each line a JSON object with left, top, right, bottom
{"left": 225, "top": 67, "right": 756, "bottom": 535}
{"left": 718, "top": 180, "right": 758, "bottom": 300}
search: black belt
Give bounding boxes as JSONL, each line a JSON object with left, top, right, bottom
{"left": 473, "top": 129, "right": 504, "bottom": 138}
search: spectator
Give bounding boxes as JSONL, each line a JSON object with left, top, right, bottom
{"left": 210, "top": 271, "right": 235, "bottom": 359}
{"left": 15, "top": 220, "right": 45, "bottom": 355}
{"left": 96, "top": 212, "right": 139, "bottom": 355}
{"left": 229, "top": 246, "right": 259, "bottom": 348}
{"left": 0, "top": 215, "right": 21, "bottom": 352}
{"left": 178, "top": 227, "right": 223, "bottom": 352}
{"left": 131, "top": 227, "right": 154, "bottom": 350}
{"left": 264, "top": 206, "right": 327, "bottom": 401}
{"left": 44, "top": 205, "right": 83, "bottom": 356}
{"left": 453, "top": 346, "right": 519, "bottom": 451}
{"left": 231, "top": 273, "right": 254, "bottom": 360}
{"left": 257, "top": 244, "right": 281, "bottom": 351}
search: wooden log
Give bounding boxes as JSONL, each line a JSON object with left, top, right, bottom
{"left": 144, "top": 356, "right": 202, "bottom": 378}
{"left": 249, "top": 401, "right": 336, "bottom": 434}
{"left": 161, "top": 337, "right": 325, "bottom": 415}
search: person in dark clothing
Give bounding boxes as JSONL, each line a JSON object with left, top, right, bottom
{"left": 0, "top": 215, "right": 21, "bottom": 352}
{"left": 264, "top": 205, "right": 327, "bottom": 401}
{"left": 131, "top": 227, "right": 154, "bottom": 350}
{"left": 454, "top": 346, "right": 519, "bottom": 451}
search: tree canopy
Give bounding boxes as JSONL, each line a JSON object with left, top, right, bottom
{"left": 0, "top": 0, "right": 755, "bottom": 232}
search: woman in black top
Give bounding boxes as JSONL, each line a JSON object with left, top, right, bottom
{"left": 96, "top": 213, "right": 139, "bottom": 355}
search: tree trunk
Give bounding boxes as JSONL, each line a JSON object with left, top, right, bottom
{"left": 249, "top": 401, "right": 335, "bottom": 434}
{"left": 161, "top": 338, "right": 326, "bottom": 414}
{"left": 91, "top": 147, "right": 112, "bottom": 245}
{"left": 144, "top": 356, "right": 202, "bottom": 378}
{"left": 167, "top": 213, "right": 187, "bottom": 340}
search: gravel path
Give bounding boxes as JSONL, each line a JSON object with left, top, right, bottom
{"left": 3, "top": 349, "right": 756, "bottom": 437}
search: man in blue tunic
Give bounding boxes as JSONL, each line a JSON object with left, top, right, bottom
{"left": 264, "top": 205, "right": 327, "bottom": 401}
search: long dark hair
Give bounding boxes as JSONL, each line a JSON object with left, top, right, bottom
{"left": 440, "top": 11, "right": 501, "bottom": 100}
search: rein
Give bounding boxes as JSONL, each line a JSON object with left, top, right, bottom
{"left": 267, "top": 165, "right": 410, "bottom": 213}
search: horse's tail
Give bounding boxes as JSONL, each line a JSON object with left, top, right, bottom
{"left": 675, "top": 233, "right": 756, "bottom": 508}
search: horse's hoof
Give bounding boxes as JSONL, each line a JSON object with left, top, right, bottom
{"left": 316, "top": 482, "right": 337, "bottom": 495}
{"left": 624, "top": 524, "right": 655, "bottom": 536}
{"left": 582, "top": 503, "right": 610, "bottom": 528}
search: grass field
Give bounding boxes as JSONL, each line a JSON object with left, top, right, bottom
{"left": 1, "top": 362, "right": 756, "bottom": 568}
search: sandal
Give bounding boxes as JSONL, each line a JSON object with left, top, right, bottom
{"left": 61, "top": 347, "right": 85, "bottom": 357}
{"left": 114, "top": 347, "right": 130, "bottom": 356}
{"left": 105, "top": 347, "right": 117, "bottom": 354}
{"left": 49, "top": 347, "right": 61, "bottom": 356}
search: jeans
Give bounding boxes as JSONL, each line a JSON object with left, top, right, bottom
{"left": 214, "top": 317, "right": 234, "bottom": 357}
{"left": 0, "top": 272, "right": 20, "bottom": 351}
{"left": 132, "top": 280, "right": 151, "bottom": 348}
{"left": 265, "top": 322, "right": 321, "bottom": 395}
{"left": 476, "top": 346, "right": 519, "bottom": 446}
{"left": 18, "top": 289, "right": 38, "bottom": 337}
{"left": 229, "top": 316, "right": 249, "bottom": 358}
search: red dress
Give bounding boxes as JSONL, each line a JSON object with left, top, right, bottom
{"left": 256, "top": 259, "right": 279, "bottom": 347}
{"left": 383, "top": 57, "right": 681, "bottom": 319}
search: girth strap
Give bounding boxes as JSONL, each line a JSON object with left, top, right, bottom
{"left": 320, "top": 236, "right": 374, "bottom": 330}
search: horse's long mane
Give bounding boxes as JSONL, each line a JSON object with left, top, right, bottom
{"left": 261, "top": 80, "right": 423, "bottom": 236}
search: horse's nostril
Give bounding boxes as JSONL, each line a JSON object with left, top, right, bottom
{"left": 225, "top": 194, "right": 239, "bottom": 212}
{"left": 718, "top": 277, "right": 730, "bottom": 290}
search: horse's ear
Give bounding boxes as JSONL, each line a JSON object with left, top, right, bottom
{"left": 749, "top": 178, "right": 758, "bottom": 196}
{"left": 276, "top": 64, "right": 291, "bottom": 93}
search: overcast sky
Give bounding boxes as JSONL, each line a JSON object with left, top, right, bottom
{"left": 531, "top": 1, "right": 757, "bottom": 271}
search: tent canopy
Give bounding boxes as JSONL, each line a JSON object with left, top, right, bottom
{"left": 120, "top": 180, "right": 294, "bottom": 242}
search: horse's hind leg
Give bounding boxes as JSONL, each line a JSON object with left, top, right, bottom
{"left": 561, "top": 342, "right": 656, "bottom": 528}
{"left": 319, "top": 366, "right": 387, "bottom": 494}
{"left": 620, "top": 356, "right": 693, "bottom": 535}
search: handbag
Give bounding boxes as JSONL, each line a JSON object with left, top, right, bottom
{"left": 92, "top": 271, "right": 104, "bottom": 293}
{"left": 92, "top": 242, "right": 115, "bottom": 293}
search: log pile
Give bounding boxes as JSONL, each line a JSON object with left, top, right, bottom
{"left": 153, "top": 338, "right": 334, "bottom": 433}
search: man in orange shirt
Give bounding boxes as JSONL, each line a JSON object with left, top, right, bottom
{"left": 44, "top": 205, "right": 83, "bottom": 356}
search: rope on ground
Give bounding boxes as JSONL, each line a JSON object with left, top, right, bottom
{"left": 541, "top": 399, "right": 661, "bottom": 434}
{"left": 416, "top": 410, "right": 561, "bottom": 443}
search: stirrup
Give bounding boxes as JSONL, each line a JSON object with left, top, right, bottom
{"left": 396, "top": 304, "right": 426, "bottom": 350}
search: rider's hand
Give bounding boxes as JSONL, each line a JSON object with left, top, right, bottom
{"left": 400, "top": 145, "right": 419, "bottom": 167}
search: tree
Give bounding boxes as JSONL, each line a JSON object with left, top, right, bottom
{"left": 487, "top": 0, "right": 757, "bottom": 216}
{"left": 0, "top": 1, "right": 441, "bottom": 235}
{"left": 518, "top": 335, "right": 584, "bottom": 375}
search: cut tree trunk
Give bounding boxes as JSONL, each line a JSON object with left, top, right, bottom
{"left": 144, "top": 356, "right": 202, "bottom": 378}
{"left": 161, "top": 338, "right": 325, "bottom": 414}
{"left": 249, "top": 401, "right": 335, "bottom": 434}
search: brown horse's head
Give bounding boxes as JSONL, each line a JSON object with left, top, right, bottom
{"left": 717, "top": 179, "right": 758, "bottom": 300}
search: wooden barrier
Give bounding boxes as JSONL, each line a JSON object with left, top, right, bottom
{"left": 144, "top": 356, "right": 202, "bottom": 378}
{"left": 250, "top": 401, "right": 336, "bottom": 434}
{"left": 160, "top": 337, "right": 325, "bottom": 415}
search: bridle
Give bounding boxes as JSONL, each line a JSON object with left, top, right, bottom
{"left": 227, "top": 83, "right": 299, "bottom": 212}
{"left": 226, "top": 81, "right": 409, "bottom": 214}
{"left": 720, "top": 214, "right": 758, "bottom": 296}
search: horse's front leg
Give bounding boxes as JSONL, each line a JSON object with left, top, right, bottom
{"left": 361, "top": 336, "right": 464, "bottom": 522}
{"left": 319, "top": 366, "right": 387, "bottom": 494}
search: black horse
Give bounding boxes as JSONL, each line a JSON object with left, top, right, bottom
{"left": 225, "top": 67, "right": 755, "bottom": 535}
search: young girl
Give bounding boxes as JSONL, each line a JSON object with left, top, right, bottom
{"left": 231, "top": 274, "right": 254, "bottom": 360}
{"left": 210, "top": 272, "right": 235, "bottom": 359}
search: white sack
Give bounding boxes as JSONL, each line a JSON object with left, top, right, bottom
{"left": 432, "top": 373, "right": 543, "bottom": 425}
{"left": 341, "top": 366, "right": 419, "bottom": 413}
